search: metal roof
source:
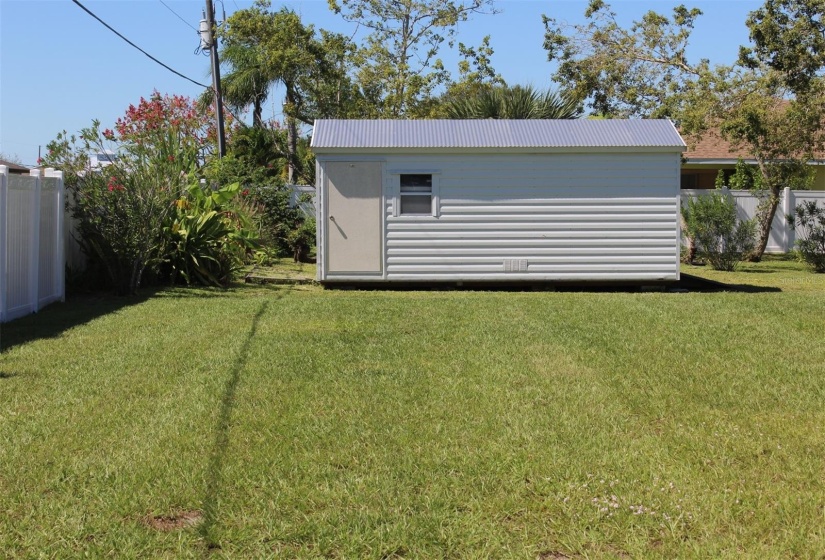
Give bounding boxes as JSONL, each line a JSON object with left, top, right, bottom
{"left": 311, "top": 119, "right": 686, "bottom": 151}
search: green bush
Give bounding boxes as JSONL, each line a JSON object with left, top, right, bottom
{"left": 247, "top": 184, "right": 313, "bottom": 258}
{"left": 287, "top": 218, "right": 316, "bottom": 262}
{"left": 44, "top": 93, "right": 229, "bottom": 294}
{"left": 682, "top": 191, "right": 756, "bottom": 271}
{"left": 164, "top": 182, "right": 258, "bottom": 287}
{"left": 790, "top": 200, "right": 825, "bottom": 272}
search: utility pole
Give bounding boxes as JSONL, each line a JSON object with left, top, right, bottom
{"left": 204, "top": 0, "right": 226, "bottom": 157}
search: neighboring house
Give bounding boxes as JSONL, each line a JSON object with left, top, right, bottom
{"left": 0, "top": 159, "right": 31, "bottom": 174}
{"left": 312, "top": 119, "right": 686, "bottom": 285}
{"left": 90, "top": 151, "right": 119, "bottom": 170}
{"left": 681, "top": 129, "right": 825, "bottom": 190}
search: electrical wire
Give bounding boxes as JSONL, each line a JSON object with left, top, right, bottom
{"left": 158, "top": 0, "right": 198, "bottom": 32}
{"left": 70, "top": 0, "right": 211, "bottom": 89}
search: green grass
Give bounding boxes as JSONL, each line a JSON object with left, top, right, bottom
{"left": 1, "top": 259, "right": 824, "bottom": 558}
{"left": 249, "top": 258, "right": 317, "bottom": 281}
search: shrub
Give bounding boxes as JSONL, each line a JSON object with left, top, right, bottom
{"left": 164, "top": 182, "right": 258, "bottom": 287}
{"left": 247, "top": 184, "right": 311, "bottom": 258}
{"left": 287, "top": 218, "right": 316, "bottom": 262}
{"left": 790, "top": 200, "right": 825, "bottom": 272}
{"left": 682, "top": 191, "right": 756, "bottom": 271}
{"left": 46, "top": 124, "right": 181, "bottom": 295}
{"left": 43, "top": 92, "right": 251, "bottom": 294}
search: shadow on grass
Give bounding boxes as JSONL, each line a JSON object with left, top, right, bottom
{"left": 0, "top": 288, "right": 163, "bottom": 354}
{"left": 199, "top": 298, "right": 275, "bottom": 550}
{"left": 324, "top": 278, "right": 782, "bottom": 293}
{"left": 678, "top": 274, "right": 782, "bottom": 293}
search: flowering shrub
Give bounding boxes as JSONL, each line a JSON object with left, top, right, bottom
{"left": 43, "top": 92, "right": 242, "bottom": 294}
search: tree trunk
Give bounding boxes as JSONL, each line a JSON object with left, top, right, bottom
{"left": 252, "top": 98, "right": 263, "bottom": 128}
{"left": 283, "top": 87, "right": 299, "bottom": 183}
{"left": 749, "top": 189, "right": 780, "bottom": 262}
{"left": 286, "top": 115, "right": 298, "bottom": 184}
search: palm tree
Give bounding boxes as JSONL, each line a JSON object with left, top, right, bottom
{"left": 198, "top": 42, "right": 270, "bottom": 128}
{"left": 446, "top": 85, "right": 582, "bottom": 119}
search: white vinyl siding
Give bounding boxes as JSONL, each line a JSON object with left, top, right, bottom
{"left": 379, "top": 153, "right": 680, "bottom": 282}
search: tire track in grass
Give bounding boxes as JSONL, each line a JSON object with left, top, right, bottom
{"left": 198, "top": 297, "right": 277, "bottom": 549}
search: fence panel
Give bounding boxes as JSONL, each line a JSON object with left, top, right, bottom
{"left": 287, "top": 184, "right": 316, "bottom": 218}
{"left": 786, "top": 190, "right": 825, "bottom": 251}
{"left": 680, "top": 187, "right": 825, "bottom": 254}
{"left": 39, "top": 172, "right": 65, "bottom": 308}
{"left": 0, "top": 167, "right": 65, "bottom": 322}
{"left": 727, "top": 190, "right": 787, "bottom": 253}
{"left": 3, "top": 172, "right": 39, "bottom": 320}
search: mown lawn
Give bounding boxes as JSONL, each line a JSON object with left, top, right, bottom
{"left": 1, "top": 258, "right": 824, "bottom": 558}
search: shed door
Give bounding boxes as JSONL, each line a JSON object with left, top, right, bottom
{"left": 325, "top": 161, "right": 382, "bottom": 273}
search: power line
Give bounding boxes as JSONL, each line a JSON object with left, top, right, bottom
{"left": 71, "top": 0, "right": 211, "bottom": 89}
{"left": 158, "top": 0, "right": 198, "bottom": 32}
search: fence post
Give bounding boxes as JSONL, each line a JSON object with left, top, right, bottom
{"left": 48, "top": 169, "right": 66, "bottom": 303}
{"left": 0, "top": 166, "right": 7, "bottom": 322}
{"left": 29, "top": 169, "right": 42, "bottom": 313}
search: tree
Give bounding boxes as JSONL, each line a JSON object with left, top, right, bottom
{"left": 438, "top": 36, "right": 504, "bottom": 103}
{"left": 716, "top": 87, "right": 823, "bottom": 258}
{"left": 218, "top": 42, "right": 271, "bottom": 128}
{"left": 543, "top": 0, "right": 709, "bottom": 119}
{"left": 542, "top": 0, "right": 825, "bottom": 260}
{"left": 721, "top": 0, "right": 825, "bottom": 259}
{"left": 445, "top": 84, "right": 581, "bottom": 119}
{"left": 0, "top": 152, "right": 24, "bottom": 165}
{"left": 739, "top": 0, "right": 825, "bottom": 95}
{"left": 218, "top": 1, "right": 354, "bottom": 181}
{"left": 328, "top": 0, "right": 497, "bottom": 118}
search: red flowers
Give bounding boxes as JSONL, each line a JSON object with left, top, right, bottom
{"left": 107, "top": 176, "right": 124, "bottom": 192}
{"left": 110, "top": 90, "right": 218, "bottom": 161}
{"left": 241, "top": 189, "right": 250, "bottom": 197}
{"left": 102, "top": 128, "right": 115, "bottom": 140}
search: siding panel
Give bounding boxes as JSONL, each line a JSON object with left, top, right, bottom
{"left": 381, "top": 153, "right": 680, "bottom": 281}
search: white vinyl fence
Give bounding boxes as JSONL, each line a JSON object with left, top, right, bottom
{"left": 681, "top": 187, "right": 825, "bottom": 253}
{"left": 1, "top": 166, "right": 65, "bottom": 322}
{"left": 287, "top": 184, "right": 316, "bottom": 218}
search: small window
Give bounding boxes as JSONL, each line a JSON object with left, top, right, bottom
{"left": 400, "top": 174, "right": 433, "bottom": 215}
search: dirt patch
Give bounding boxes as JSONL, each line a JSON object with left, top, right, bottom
{"left": 538, "top": 552, "right": 571, "bottom": 560}
{"left": 142, "top": 509, "right": 203, "bottom": 531}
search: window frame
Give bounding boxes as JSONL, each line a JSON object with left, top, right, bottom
{"left": 390, "top": 170, "right": 440, "bottom": 218}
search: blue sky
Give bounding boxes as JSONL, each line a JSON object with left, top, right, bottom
{"left": 1, "top": 0, "right": 762, "bottom": 167}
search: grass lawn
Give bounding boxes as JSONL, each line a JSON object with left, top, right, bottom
{"left": 1, "top": 257, "right": 824, "bottom": 558}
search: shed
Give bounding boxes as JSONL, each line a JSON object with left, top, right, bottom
{"left": 311, "top": 119, "right": 686, "bottom": 284}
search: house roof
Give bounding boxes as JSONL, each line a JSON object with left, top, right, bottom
{"left": 684, "top": 128, "right": 825, "bottom": 163}
{"left": 312, "top": 119, "right": 686, "bottom": 152}
{"left": 0, "top": 159, "right": 31, "bottom": 173}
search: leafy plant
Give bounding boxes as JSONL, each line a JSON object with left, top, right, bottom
{"left": 164, "top": 182, "right": 259, "bottom": 287}
{"left": 247, "top": 184, "right": 311, "bottom": 258}
{"left": 446, "top": 84, "right": 582, "bottom": 119}
{"left": 43, "top": 92, "right": 223, "bottom": 295}
{"left": 730, "top": 158, "right": 762, "bottom": 190}
{"left": 682, "top": 191, "right": 756, "bottom": 271}
{"left": 287, "top": 218, "right": 316, "bottom": 262}
{"left": 789, "top": 200, "right": 825, "bottom": 272}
